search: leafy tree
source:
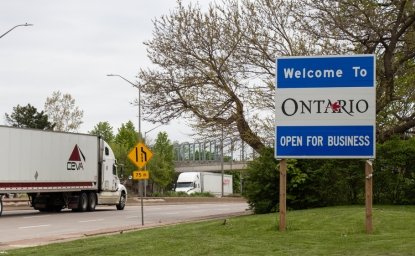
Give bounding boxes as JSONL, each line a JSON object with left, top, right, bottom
{"left": 89, "top": 121, "right": 115, "bottom": 143}
{"left": 111, "top": 143, "right": 136, "bottom": 181}
{"left": 113, "top": 121, "right": 138, "bottom": 180}
{"left": 114, "top": 121, "right": 138, "bottom": 148}
{"left": 44, "top": 91, "right": 83, "bottom": 132}
{"left": 375, "top": 137, "right": 415, "bottom": 204}
{"left": 147, "top": 132, "right": 175, "bottom": 194}
{"left": 4, "top": 104, "right": 54, "bottom": 130}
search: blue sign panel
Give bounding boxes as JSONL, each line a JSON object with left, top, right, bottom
{"left": 275, "top": 55, "right": 376, "bottom": 159}
{"left": 277, "top": 56, "right": 374, "bottom": 88}
{"left": 276, "top": 126, "right": 374, "bottom": 157}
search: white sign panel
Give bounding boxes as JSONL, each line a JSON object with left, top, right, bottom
{"left": 275, "top": 55, "right": 376, "bottom": 159}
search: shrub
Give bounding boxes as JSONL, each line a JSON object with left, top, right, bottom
{"left": 244, "top": 148, "right": 279, "bottom": 214}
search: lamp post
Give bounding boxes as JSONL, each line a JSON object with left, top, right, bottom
{"left": 108, "top": 73, "right": 145, "bottom": 225}
{"left": 107, "top": 74, "right": 141, "bottom": 137}
{"left": 0, "top": 23, "right": 33, "bottom": 39}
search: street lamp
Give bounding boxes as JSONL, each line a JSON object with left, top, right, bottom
{"left": 0, "top": 23, "right": 33, "bottom": 39}
{"left": 144, "top": 124, "right": 164, "bottom": 142}
{"left": 107, "top": 74, "right": 141, "bottom": 138}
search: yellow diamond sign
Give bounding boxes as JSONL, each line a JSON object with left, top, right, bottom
{"left": 128, "top": 142, "right": 153, "bottom": 168}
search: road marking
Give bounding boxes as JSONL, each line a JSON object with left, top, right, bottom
{"left": 148, "top": 207, "right": 163, "bottom": 210}
{"left": 18, "top": 224, "right": 50, "bottom": 229}
{"left": 126, "top": 216, "right": 139, "bottom": 219}
{"left": 189, "top": 210, "right": 205, "bottom": 213}
{"left": 184, "top": 206, "right": 199, "bottom": 209}
{"left": 79, "top": 219, "right": 104, "bottom": 223}
{"left": 164, "top": 212, "right": 180, "bottom": 215}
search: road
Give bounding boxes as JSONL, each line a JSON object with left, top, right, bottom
{"left": 0, "top": 201, "right": 249, "bottom": 250}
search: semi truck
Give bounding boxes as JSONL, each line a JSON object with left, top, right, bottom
{"left": 0, "top": 126, "right": 127, "bottom": 216}
{"left": 175, "top": 172, "right": 233, "bottom": 196}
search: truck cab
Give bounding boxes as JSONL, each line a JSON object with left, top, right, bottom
{"left": 97, "top": 140, "right": 127, "bottom": 209}
{"left": 175, "top": 172, "right": 201, "bottom": 194}
{"left": 101, "top": 141, "right": 120, "bottom": 192}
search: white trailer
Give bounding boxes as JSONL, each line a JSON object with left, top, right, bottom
{"left": 0, "top": 126, "right": 127, "bottom": 216}
{"left": 175, "top": 172, "right": 233, "bottom": 196}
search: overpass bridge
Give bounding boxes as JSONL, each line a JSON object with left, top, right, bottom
{"left": 173, "top": 138, "right": 257, "bottom": 172}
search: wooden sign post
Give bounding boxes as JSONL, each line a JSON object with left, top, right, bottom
{"left": 365, "top": 160, "right": 373, "bottom": 234}
{"left": 279, "top": 159, "right": 287, "bottom": 231}
{"left": 275, "top": 55, "right": 376, "bottom": 233}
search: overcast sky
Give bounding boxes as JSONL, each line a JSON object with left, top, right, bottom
{"left": 0, "top": 0, "right": 199, "bottom": 143}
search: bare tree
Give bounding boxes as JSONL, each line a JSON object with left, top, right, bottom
{"left": 138, "top": 0, "right": 302, "bottom": 152}
{"left": 44, "top": 91, "right": 84, "bottom": 132}
{"left": 139, "top": 0, "right": 415, "bottom": 150}
{"left": 295, "top": 0, "right": 415, "bottom": 141}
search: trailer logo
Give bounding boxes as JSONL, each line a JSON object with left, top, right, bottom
{"left": 67, "top": 144, "right": 86, "bottom": 170}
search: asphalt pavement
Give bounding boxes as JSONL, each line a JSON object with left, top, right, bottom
{"left": 0, "top": 198, "right": 250, "bottom": 250}
{"left": 2, "top": 196, "right": 248, "bottom": 211}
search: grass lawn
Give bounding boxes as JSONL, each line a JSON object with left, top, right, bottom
{"left": 5, "top": 205, "right": 415, "bottom": 256}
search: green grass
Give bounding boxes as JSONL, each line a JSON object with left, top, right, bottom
{"left": 6, "top": 205, "right": 415, "bottom": 256}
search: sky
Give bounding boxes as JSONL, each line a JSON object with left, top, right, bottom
{"left": 0, "top": 0, "right": 198, "bottom": 143}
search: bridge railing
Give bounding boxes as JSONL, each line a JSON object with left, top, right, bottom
{"left": 173, "top": 138, "right": 257, "bottom": 165}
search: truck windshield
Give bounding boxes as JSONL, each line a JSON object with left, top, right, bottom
{"left": 176, "top": 182, "right": 194, "bottom": 188}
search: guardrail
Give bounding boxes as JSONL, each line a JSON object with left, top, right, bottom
{"left": 173, "top": 138, "right": 257, "bottom": 163}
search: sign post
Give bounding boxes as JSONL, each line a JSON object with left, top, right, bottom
{"left": 365, "top": 160, "right": 373, "bottom": 233}
{"left": 279, "top": 159, "right": 287, "bottom": 231}
{"left": 275, "top": 55, "right": 376, "bottom": 232}
{"left": 128, "top": 142, "right": 153, "bottom": 226}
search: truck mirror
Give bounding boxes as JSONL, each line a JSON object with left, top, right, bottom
{"left": 119, "top": 165, "right": 124, "bottom": 178}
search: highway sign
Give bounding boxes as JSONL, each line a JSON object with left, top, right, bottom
{"left": 133, "top": 170, "right": 150, "bottom": 180}
{"left": 128, "top": 142, "right": 153, "bottom": 168}
{"left": 275, "top": 55, "right": 376, "bottom": 159}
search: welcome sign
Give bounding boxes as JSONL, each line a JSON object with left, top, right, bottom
{"left": 275, "top": 55, "right": 376, "bottom": 159}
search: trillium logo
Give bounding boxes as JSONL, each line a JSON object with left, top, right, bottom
{"left": 67, "top": 144, "right": 86, "bottom": 170}
{"left": 330, "top": 101, "right": 341, "bottom": 112}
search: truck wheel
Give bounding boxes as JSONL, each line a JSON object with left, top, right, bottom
{"left": 87, "top": 192, "right": 97, "bottom": 212}
{"left": 116, "top": 193, "right": 126, "bottom": 210}
{"left": 78, "top": 192, "right": 88, "bottom": 212}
